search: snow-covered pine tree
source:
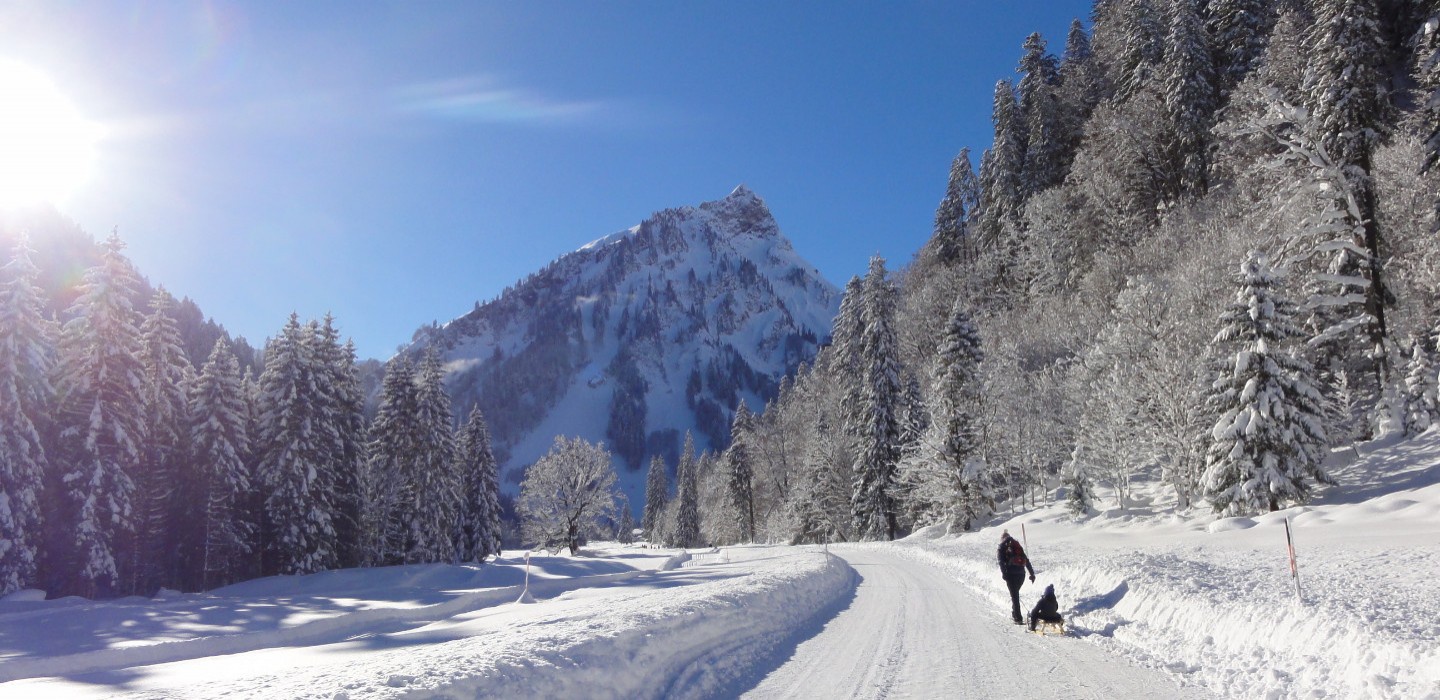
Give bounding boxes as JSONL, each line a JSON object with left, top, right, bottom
{"left": 1086, "top": 0, "right": 1131, "bottom": 89}
{"left": 51, "top": 232, "right": 147, "bottom": 597}
{"left": 850, "top": 257, "right": 905, "bottom": 541}
{"left": 1372, "top": 343, "right": 1408, "bottom": 438}
{"left": 1234, "top": 98, "right": 1383, "bottom": 389}
{"left": 830, "top": 276, "right": 865, "bottom": 376}
{"left": 255, "top": 315, "right": 336, "bottom": 575}
{"left": 1058, "top": 18, "right": 1102, "bottom": 158}
{"left": 0, "top": 235, "right": 53, "bottom": 595}
{"left": 1062, "top": 446, "right": 1095, "bottom": 518}
{"left": 309, "top": 317, "right": 367, "bottom": 569}
{"left": 1304, "top": 0, "right": 1397, "bottom": 352}
{"left": 454, "top": 406, "right": 502, "bottom": 563}
{"left": 898, "top": 372, "right": 929, "bottom": 455}
{"left": 1415, "top": 2, "right": 1440, "bottom": 229}
{"left": 133, "top": 287, "right": 192, "bottom": 594}
{"left": 931, "top": 300, "right": 985, "bottom": 423}
{"left": 933, "top": 302, "right": 984, "bottom": 524}
{"left": 1262, "top": 8, "right": 1310, "bottom": 102}
{"left": 1114, "top": 0, "right": 1164, "bottom": 102}
{"left": 724, "top": 402, "right": 755, "bottom": 543}
{"left": 978, "top": 79, "right": 1027, "bottom": 240}
{"left": 641, "top": 454, "right": 669, "bottom": 543}
{"left": 1321, "top": 366, "right": 1367, "bottom": 448}
{"left": 1018, "top": 32, "right": 1064, "bottom": 197}
{"left": 228, "top": 362, "right": 263, "bottom": 581}
{"left": 673, "top": 432, "right": 701, "bottom": 548}
{"left": 832, "top": 276, "right": 867, "bottom": 451}
{"left": 1419, "top": 1, "right": 1440, "bottom": 153}
{"left": 1305, "top": 0, "right": 1395, "bottom": 179}
{"left": 787, "top": 415, "right": 852, "bottom": 544}
{"left": 931, "top": 148, "right": 980, "bottom": 265}
{"left": 897, "top": 299, "right": 989, "bottom": 532}
{"left": 1202, "top": 252, "right": 1333, "bottom": 515}
{"left": 364, "top": 356, "right": 419, "bottom": 565}
{"left": 236, "top": 365, "right": 263, "bottom": 581}
{"left": 408, "top": 349, "right": 458, "bottom": 563}
{"left": 1160, "top": 0, "right": 1216, "bottom": 198}
{"left": 616, "top": 502, "right": 635, "bottom": 544}
{"left": 1205, "top": 0, "right": 1272, "bottom": 97}
{"left": 187, "top": 337, "right": 251, "bottom": 589}
{"left": 1404, "top": 336, "right": 1439, "bottom": 434}
{"left": 1210, "top": 6, "right": 1309, "bottom": 197}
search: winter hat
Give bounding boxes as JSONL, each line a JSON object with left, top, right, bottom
{"left": 1001, "top": 529, "right": 1010, "bottom": 539}
{"left": 1045, "top": 584, "right": 1054, "bottom": 596}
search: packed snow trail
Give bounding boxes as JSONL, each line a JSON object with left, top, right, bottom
{"left": 742, "top": 545, "right": 1214, "bottom": 699}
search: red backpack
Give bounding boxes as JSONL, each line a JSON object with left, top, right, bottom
{"left": 1004, "top": 538, "right": 1026, "bottom": 567}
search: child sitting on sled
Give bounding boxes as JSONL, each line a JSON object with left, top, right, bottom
{"left": 1028, "top": 584, "right": 1064, "bottom": 632}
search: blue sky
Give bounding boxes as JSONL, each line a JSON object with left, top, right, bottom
{"left": 3, "top": 1, "right": 1092, "bottom": 360}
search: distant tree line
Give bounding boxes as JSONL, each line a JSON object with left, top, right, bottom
{"left": 0, "top": 233, "right": 506, "bottom": 598}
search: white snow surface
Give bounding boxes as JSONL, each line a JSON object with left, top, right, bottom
{"left": 893, "top": 431, "right": 1440, "bottom": 699}
{"left": 4, "top": 431, "right": 1438, "bottom": 698}
{"left": 2, "top": 547, "right": 853, "bottom": 699}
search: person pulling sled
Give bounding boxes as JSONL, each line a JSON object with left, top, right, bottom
{"left": 997, "top": 529, "right": 1034, "bottom": 625}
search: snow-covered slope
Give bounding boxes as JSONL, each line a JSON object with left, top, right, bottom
{"left": 404, "top": 186, "right": 840, "bottom": 496}
{"left": 894, "top": 430, "right": 1440, "bottom": 699}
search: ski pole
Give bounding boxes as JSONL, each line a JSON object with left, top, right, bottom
{"left": 1021, "top": 523, "right": 1028, "bottom": 550}
{"left": 1284, "top": 518, "right": 1302, "bottom": 606}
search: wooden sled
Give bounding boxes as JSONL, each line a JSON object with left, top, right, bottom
{"left": 1030, "top": 620, "right": 1065, "bottom": 636}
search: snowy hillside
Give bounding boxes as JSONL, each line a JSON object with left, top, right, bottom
{"left": 896, "top": 430, "right": 1440, "bottom": 699}
{"left": 404, "top": 185, "right": 840, "bottom": 495}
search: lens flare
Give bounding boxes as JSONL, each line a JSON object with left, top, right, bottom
{"left": 0, "top": 61, "right": 103, "bottom": 208}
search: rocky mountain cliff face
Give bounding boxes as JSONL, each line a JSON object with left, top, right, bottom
{"left": 404, "top": 186, "right": 840, "bottom": 490}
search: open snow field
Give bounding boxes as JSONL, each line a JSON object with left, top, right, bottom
{"left": 0, "top": 547, "right": 851, "bottom": 699}
{"left": 2, "top": 431, "right": 1436, "bottom": 699}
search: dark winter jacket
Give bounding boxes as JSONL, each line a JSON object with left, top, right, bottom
{"left": 1031, "top": 585, "right": 1061, "bottom": 621}
{"left": 997, "top": 534, "right": 1034, "bottom": 578}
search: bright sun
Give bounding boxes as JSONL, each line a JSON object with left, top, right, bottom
{"left": 0, "top": 60, "right": 102, "bottom": 208}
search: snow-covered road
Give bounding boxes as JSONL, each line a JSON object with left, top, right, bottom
{"left": 744, "top": 546, "right": 1214, "bottom": 699}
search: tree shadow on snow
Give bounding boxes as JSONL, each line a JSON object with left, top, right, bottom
{"left": 1066, "top": 581, "right": 1132, "bottom": 639}
{"left": 1069, "top": 580, "right": 1128, "bottom": 616}
{"left": 56, "top": 666, "right": 149, "bottom": 689}
{"left": 1316, "top": 435, "right": 1440, "bottom": 506}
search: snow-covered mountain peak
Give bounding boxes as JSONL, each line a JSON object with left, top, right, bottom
{"left": 725, "top": 183, "right": 759, "bottom": 203}
{"left": 695, "top": 184, "right": 778, "bottom": 241}
{"left": 402, "top": 188, "right": 840, "bottom": 502}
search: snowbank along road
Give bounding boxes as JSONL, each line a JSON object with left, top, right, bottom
{"left": 746, "top": 545, "right": 1214, "bottom": 699}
